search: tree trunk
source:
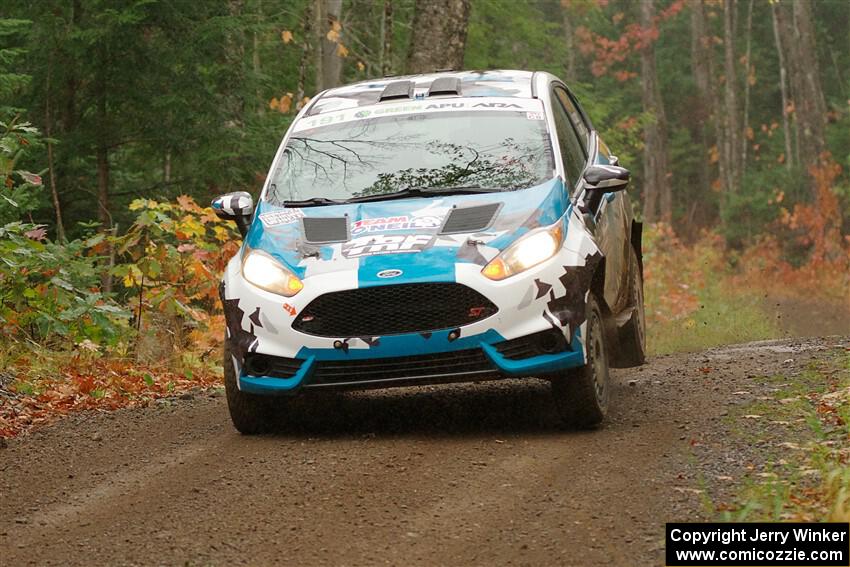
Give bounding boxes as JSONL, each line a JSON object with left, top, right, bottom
{"left": 562, "top": 5, "right": 576, "bottom": 82}
{"left": 95, "top": 61, "right": 110, "bottom": 229}
{"left": 689, "top": 0, "right": 718, "bottom": 197}
{"left": 296, "top": 1, "right": 313, "bottom": 102}
{"left": 381, "top": 0, "right": 393, "bottom": 76}
{"left": 253, "top": 0, "right": 262, "bottom": 112}
{"left": 314, "top": 0, "right": 324, "bottom": 91}
{"left": 407, "top": 0, "right": 472, "bottom": 74}
{"left": 771, "top": 0, "right": 794, "bottom": 170}
{"left": 44, "top": 64, "right": 66, "bottom": 243}
{"left": 639, "top": 0, "right": 672, "bottom": 223}
{"left": 783, "top": 0, "right": 827, "bottom": 180}
{"left": 722, "top": 0, "right": 741, "bottom": 195}
{"left": 321, "top": 0, "right": 343, "bottom": 89}
{"left": 740, "top": 0, "right": 754, "bottom": 169}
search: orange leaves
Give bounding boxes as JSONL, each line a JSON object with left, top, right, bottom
{"left": 577, "top": 0, "right": 684, "bottom": 79}
{"left": 734, "top": 155, "right": 849, "bottom": 303}
{"left": 0, "top": 357, "right": 220, "bottom": 439}
{"left": 323, "top": 19, "right": 349, "bottom": 59}
{"left": 269, "top": 93, "right": 293, "bottom": 113}
{"left": 326, "top": 20, "right": 342, "bottom": 42}
{"left": 642, "top": 223, "right": 705, "bottom": 325}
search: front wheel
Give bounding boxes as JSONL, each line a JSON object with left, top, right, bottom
{"left": 551, "top": 294, "right": 611, "bottom": 428}
{"left": 223, "top": 340, "right": 276, "bottom": 435}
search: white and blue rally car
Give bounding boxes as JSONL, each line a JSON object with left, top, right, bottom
{"left": 213, "top": 70, "right": 646, "bottom": 433}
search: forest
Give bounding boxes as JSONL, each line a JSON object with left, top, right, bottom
{"left": 0, "top": 0, "right": 848, "bottom": 433}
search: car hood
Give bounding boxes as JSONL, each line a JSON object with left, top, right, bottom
{"left": 243, "top": 177, "right": 569, "bottom": 285}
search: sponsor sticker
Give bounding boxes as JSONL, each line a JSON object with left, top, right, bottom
{"left": 350, "top": 215, "right": 443, "bottom": 236}
{"left": 343, "top": 234, "right": 434, "bottom": 258}
{"left": 258, "top": 209, "right": 305, "bottom": 227}
{"left": 293, "top": 97, "right": 545, "bottom": 132}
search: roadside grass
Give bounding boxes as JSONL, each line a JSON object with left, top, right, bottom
{"left": 647, "top": 280, "right": 780, "bottom": 356}
{"left": 642, "top": 224, "right": 782, "bottom": 357}
{"left": 712, "top": 351, "right": 850, "bottom": 521}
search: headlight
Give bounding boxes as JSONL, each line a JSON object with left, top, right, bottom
{"left": 481, "top": 223, "right": 564, "bottom": 281}
{"left": 241, "top": 249, "right": 304, "bottom": 296}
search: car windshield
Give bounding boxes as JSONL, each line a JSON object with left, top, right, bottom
{"left": 264, "top": 108, "right": 555, "bottom": 205}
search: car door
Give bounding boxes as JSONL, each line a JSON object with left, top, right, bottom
{"left": 551, "top": 85, "right": 630, "bottom": 313}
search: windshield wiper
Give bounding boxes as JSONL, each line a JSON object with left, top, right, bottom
{"left": 346, "top": 185, "right": 505, "bottom": 203}
{"left": 282, "top": 197, "right": 347, "bottom": 207}
{"left": 281, "top": 186, "right": 505, "bottom": 207}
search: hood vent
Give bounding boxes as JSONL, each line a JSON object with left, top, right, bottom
{"left": 301, "top": 216, "right": 350, "bottom": 244}
{"left": 379, "top": 80, "right": 414, "bottom": 102}
{"left": 428, "top": 77, "right": 461, "bottom": 97}
{"left": 439, "top": 203, "right": 502, "bottom": 235}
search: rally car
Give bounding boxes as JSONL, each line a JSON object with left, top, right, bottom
{"left": 213, "top": 70, "right": 646, "bottom": 434}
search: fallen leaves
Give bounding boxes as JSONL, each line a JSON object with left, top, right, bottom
{"left": 0, "top": 357, "right": 220, "bottom": 439}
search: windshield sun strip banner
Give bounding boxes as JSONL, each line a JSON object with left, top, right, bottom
{"left": 292, "top": 97, "right": 546, "bottom": 133}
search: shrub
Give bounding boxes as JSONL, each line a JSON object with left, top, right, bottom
{"left": 0, "top": 222, "right": 130, "bottom": 346}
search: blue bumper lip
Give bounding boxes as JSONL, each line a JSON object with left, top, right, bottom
{"left": 236, "top": 333, "right": 585, "bottom": 395}
{"left": 239, "top": 355, "right": 316, "bottom": 394}
{"left": 480, "top": 342, "right": 584, "bottom": 375}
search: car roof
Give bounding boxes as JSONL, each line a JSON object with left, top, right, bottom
{"left": 308, "top": 70, "right": 536, "bottom": 116}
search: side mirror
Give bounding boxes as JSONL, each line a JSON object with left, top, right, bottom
{"left": 212, "top": 191, "right": 254, "bottom": 237}
{"left": 583, "top": 164, "right": 630, "bottom": 192}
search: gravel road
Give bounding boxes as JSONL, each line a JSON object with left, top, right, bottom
{"left": 1, "top": 337, "right": 847, "bottom": 566}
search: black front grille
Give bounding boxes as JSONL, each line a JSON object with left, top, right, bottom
{"left": 293, "top": 283, "right": 498, "bottom": 337}
{"left": 311, "top": 348, "right": 499, "bottom": 386}
{"left": 245, "top": 349, "right": 502, "bottom": 388}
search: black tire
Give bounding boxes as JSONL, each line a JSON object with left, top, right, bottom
{"left": 223, "top": 340, "right": 276, "bottom": 435}
{"left": 551, "top": 294, "right": 611, "bottom": 428}
{"left": 617, "top": 245, "right": 647, "bottom": 367}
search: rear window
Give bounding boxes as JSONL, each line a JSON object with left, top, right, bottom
{"left": 265, "top": 106, "right": 555, "bottom": 204}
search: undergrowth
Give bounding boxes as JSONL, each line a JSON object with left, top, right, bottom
{"left": 643, "top": 224, "right": 781, "bottom": 355}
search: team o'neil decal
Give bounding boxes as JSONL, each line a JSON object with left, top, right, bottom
{"left": 343, "top": 234, "right": 434, "bottom": 258}
{"left": 258, "top": 208, "right": 305, "bottom": 227}
{"left": 350, "top": 215, "right": 442, "bottom": 236}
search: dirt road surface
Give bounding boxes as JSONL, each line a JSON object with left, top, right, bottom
{"left": 1, "top": 336, "right": 848, "bottom": 566}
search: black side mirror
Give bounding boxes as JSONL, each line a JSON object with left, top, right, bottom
{"left": 583, "top": 164, "right": 630, "bottom": 192}
{"left": 212, "top": 191, "right": 254, "bottom": 237}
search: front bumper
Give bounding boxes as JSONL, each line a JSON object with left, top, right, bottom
{"left": 238, "top": 328, "right": 584, "bottom": 394}
{"left": 222, "top": 214, "right": 601, "bottom": 395}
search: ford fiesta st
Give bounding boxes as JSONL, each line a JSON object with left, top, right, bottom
{"left": 213, "top": 70, "right": 646, "bottom": 434}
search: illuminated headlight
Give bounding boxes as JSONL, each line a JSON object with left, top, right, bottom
{"left": 481, "top": 223, "right": 564, "bottom": 281}
{"left": 241, "top": 249, "right": 304, "bottom": 296}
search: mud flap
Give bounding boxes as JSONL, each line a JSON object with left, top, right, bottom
{"left": 631, "top": 220, "right": 643, "bottom": 275}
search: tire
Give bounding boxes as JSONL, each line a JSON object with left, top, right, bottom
{"left": 551, "top": 294, "right": 611, "bottom": 428}
{"left": 617, "top": 245, "right": 647, "bottom": 367}
{"left": 223, "top": 339, "right": 276, "bottom": 435}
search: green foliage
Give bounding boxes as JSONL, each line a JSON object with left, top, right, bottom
{"left": 111, "top": 196, "right": 239, "bottom": 322}
{"left": 0, "top": 222, "right": 130, "bottom": 345}
{"left": 0, "top": 18, "right": 31, "bottom": 111}
{"left": 721, "top": 166, "right": 805, "bottom": 250}
{"left": 0, "top": 116, "right": 46, "bottom": 223}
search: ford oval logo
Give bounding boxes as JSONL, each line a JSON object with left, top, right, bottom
{"left": 377, "top": 269, "right": 403, "bottom": 279}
